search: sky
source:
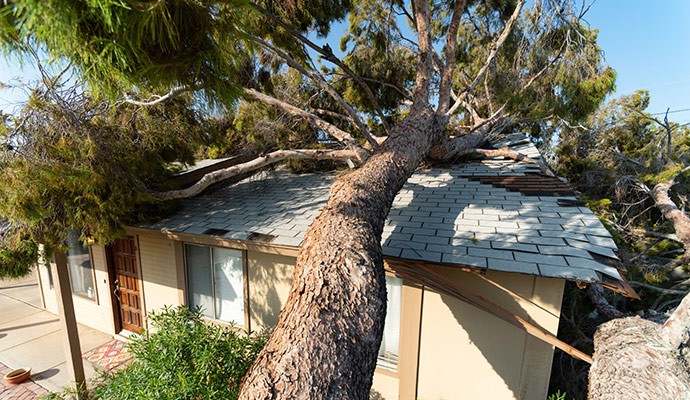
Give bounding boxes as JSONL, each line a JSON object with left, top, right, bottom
{"left": 583, "top": 1, "right": 690, "bottom": 122}
{"left": 2, "top": 1, "right": 690, "bottom": 122}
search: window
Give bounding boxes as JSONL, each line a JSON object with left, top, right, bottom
{"left": 378, "top": 275, "right": 402, "bottom": 370}
{"left": 65, "top": 230, "right": 96, "bottom": 300}
{"left": 185, "top": 244, "right": 245, "bottom": 327}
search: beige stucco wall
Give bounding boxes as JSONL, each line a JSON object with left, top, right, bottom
{"left": 246, "top": 251, "right": 295, "bottom": 330}
{"left": 137, "top": 234, "right": 181, "bottom": 320}
{"left": 37, "top": 244, "right": 117, "bottom": 335}
{"left": 416, "top": 267, "right": 564, "bottom": 400}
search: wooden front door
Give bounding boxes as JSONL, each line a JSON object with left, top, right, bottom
{"left": 108, "top": 236, "right": 144, "bottom": 333}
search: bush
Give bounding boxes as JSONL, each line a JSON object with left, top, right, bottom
{"left": 45, "top": 306, "right": 267, "bottom": 400}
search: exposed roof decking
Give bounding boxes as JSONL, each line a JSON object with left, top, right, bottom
{"left": 139, "top": 134, "right": 624, "bottom": 285}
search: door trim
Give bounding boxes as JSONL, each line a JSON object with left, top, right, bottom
{"left": 106, "top": 236, "right": 145, "bottom": 334}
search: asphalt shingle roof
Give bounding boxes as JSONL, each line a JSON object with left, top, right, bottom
{"left": 138, "top": 133, "right": 624, "bottom": 285}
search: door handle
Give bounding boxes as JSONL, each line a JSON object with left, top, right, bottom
{"left": 114, "top": 279, "right": 121, "bottom": 302}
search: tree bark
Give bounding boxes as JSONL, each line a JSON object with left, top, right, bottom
{"left": 588, "top": 313, "right": 690, "bottom": 400}
{"left": 153, "top": 149, "right": 361, "bottom": 200}
{"left": 650, "top": 178, "right": 690, "bottom": 265}
{"left": 238, "top": 106, "right": 449, "bottom": 399}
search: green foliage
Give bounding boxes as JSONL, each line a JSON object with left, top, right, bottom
{"left": 0, "top": 89, "right": 207, "bottom": 273}
{"left": 0, "top": 226, "right": 39, "bottom": 279}
{"left": 548, "top": 391, "right": 567, "bottom": 400}
{"left": 44, "top": 306, "right": 268, "bottom": 400}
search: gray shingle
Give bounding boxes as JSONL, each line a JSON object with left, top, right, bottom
{"left": 401, "top": 227, "right": 437, "bottom": 236}
{"left": 441, "top": 254, "right": 487, "bottom": 268}
{"left": 491, "top": 241, "right": 539, "bottom": 253}
{"left": 538, "top": 264, "right": 599, "bottom": 282}
{"left": 488, "top": 259, "right": 539, "bottom": 275}
{"left": 387, "top": 239, "right": 426, "bottom": 250}
{"left": 585, "top": 235, "right": 618, "bottom": 249}
{"left": 514, "top": 252, "right": 567, "bottom": 266}
{"left": 272, "top": 236, "right": 303, "bottom": 247}
{"left": 537, "top": 245, "right": 591, "bottom": 258}
{"left": 382, "top": 246, "right": 402, "bottom": 258}
{"left": 411, "top": 235, "right": 450, "bottom": 245}
{"left": 401, "top": 249, "right": 442, "bottom": 263}
{"left": 517, "top": 236, "right": 566, "bottom": 246}
{"left": 427, "top": 244, "right": 467, "bottom": 254}
{"left": 565, "top": 239, "right": 618, "bottom": 258}
{"left": 452, "top": 238, "right": 492, "bottom": 248}
{"left": 468, "top": 247, "right": 515, "bottom": 260}
{"left": 565, "top": 257, "right": 622, "bottom": 279}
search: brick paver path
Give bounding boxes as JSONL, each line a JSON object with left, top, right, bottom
{"left": 0, "top": 362, "right": 48, "bottom": 400}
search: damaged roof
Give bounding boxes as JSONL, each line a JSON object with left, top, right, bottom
{"left": 138, "top": 133, "right": 630, "bottom": 291}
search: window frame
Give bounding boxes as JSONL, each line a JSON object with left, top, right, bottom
{"left": 183, "top": 243, "right": 249, "bottom": 329}
{"left": 63, "top": 231, "right": 98, "bottom": 303}
{"left": 376, "top": 273, "right": 403, "bottom": 372}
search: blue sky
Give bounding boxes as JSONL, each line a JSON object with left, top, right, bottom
{"left": 584, "top": 1, "right": 690, "bottom": 122}
{"left": 2, "top": 1, "right": 690, "bottom": 122}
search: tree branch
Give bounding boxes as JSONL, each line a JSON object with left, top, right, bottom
{"left": 411, "top": 0, "right": 434, "bottom": 106}
{"left": 244, "top": 88, "right": 367, "bottom": 158}
{"left": 123, "top": 85, "right": 192, "bottom": 106}
{"left": 660, "top": 291, "right": 690, "bottom": 349}
{"left": 649, "top": 166, "right": 690, "bottom": 263}
{"left": 309, "top": 108, "right": 356, "bottom": 125}
{"left": 446, "top": 0, "right": 525, "bottom": 116}
{"left": 628, "top": 281, "right": 687, "bottom": 296}
{"left": 437, "top": 0, "right": 467, "bottom": 112}
{"left": 248, "top": 35, "right": 379, "bottom": 150}
{"left": 587, "top": 284, "right": 625, "bottom": 320}
{"left": 248, "top": 2, "right": 391, "bottom": 136}
{"left": 153, "top": 149, "right": 361, "bottom": 200}
{"left": 473, "top": 147, "right": 555, "bottom": 176}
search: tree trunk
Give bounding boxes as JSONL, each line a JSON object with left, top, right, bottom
{"left": 650, "top": 180, "right": 690, "bottom": 265}
{"left": 238, "top": 107, "right": 448, "bottom": 399}
{"left": 588, "top": 313, "right": 690, "bottom": 400}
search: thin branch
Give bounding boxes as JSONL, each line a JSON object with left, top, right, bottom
{"left": 248, "top": 2, "right": 391, "bottom": 136}
{"left": 437, "top": 0, "right": 467, "bottom": 112}
{"left": 123, "top": 85, "right": 193, "bottom": 106}
{"left": 309, "top": 108, "right": 356, "bottom": 125}
{"left": 153, "top": 149, "right": 361, "bottom": 200}
{"left": 247, "top": 35, "right": 379, "bottom": 150}
{"left": 628, "top": 281, "right": 687, "bottom": 296}
{"left": 244, "top": 88, "right": 366, "bottom": 158}
{"left": 447, "top": 0, "right": 525, "bottom": 116}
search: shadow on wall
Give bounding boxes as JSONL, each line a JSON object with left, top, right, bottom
{"left": 247, "top": 252, "right": 296, "bottom": 329}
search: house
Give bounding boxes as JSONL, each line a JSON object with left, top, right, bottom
{"left": 34, "top": 134, "right": 635, "bottom": 399}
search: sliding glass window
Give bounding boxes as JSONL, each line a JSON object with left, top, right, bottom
{"left": 185, "top": 244, "right": 245, "bottom": 327}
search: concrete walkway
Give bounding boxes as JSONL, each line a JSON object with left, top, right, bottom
{"left": 0, "top": 271, "right": 114, "bottom": 396}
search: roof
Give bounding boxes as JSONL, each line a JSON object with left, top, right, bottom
{"left": 138, "top": 133, "right": 629, "bottom": 289}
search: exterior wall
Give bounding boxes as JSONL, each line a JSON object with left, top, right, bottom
{"left": 415, "top": 266, "right": 564, "bottom": 400}
{"left": 137, "top": 234, "right": 181, "bottom": 321}
{"left": 37, "top": 244, "right": 117, "bottom": 335}
{"left": 246, "top": 251, "right": 295, "bottom": 330}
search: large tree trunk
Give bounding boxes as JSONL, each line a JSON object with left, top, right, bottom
{"left": 239, "top": 106, "right": 448, "bottom": 399}
{"left": 588, "top": 292, "right": 690, "bottom": 400}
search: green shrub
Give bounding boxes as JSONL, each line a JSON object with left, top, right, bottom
{"left": 45, "top": 306, "right": 267, "bottom": 400}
